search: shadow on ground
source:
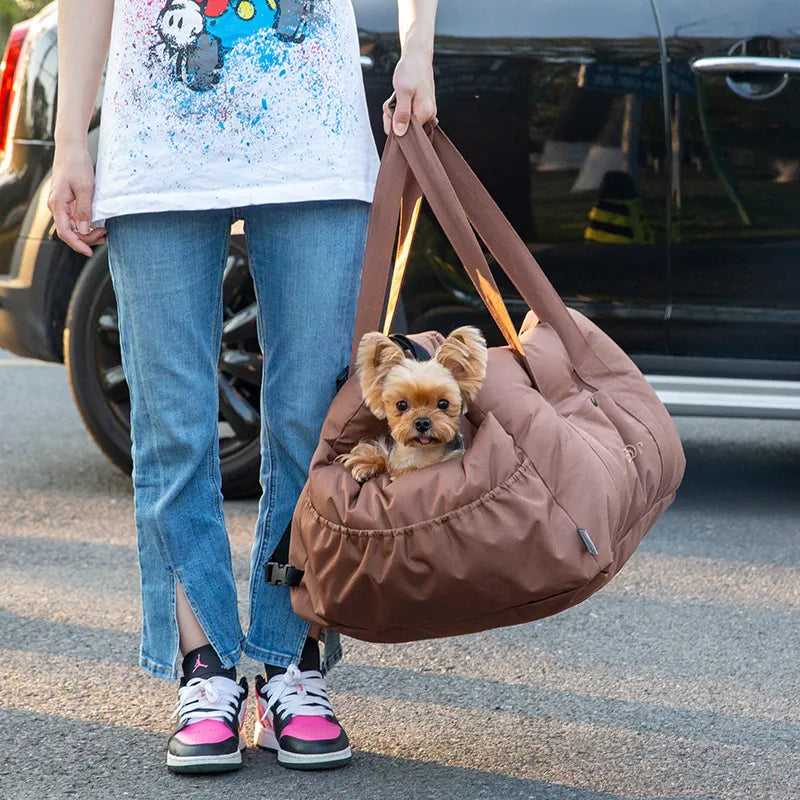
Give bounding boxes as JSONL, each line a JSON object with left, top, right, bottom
{"left": 2, "top": 708, "right": 705, "bottom": 800}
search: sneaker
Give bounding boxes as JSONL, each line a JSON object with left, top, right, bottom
{"left": 254, "top": 664, "right": 351, "bottom": 770}
{"left": 166, "top": 646, "right": 248, "bottom": 774}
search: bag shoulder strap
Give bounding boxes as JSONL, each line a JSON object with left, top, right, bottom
{"left": 350, "top": 124, "right": 532, "bottom": 377}
{"left": 429, "top": 125, "right": 588, "bottom": 365}
{"left": 350, "top": 118, "right": 589, "bottom": 375}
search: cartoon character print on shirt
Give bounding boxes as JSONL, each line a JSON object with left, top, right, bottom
{"left": 155, "top": 0, "right": 313, "bottom": 92}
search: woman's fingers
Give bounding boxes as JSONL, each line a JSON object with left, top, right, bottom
{"left": 384, "top": 90, "right": 437, "bottom": 136}
{"left": 73, "top": 181, "right": 94, "bottom": 236}
{"left": 382, "top": 91, "right": 396, "bottom": 136}
{"left": 391, "top": 86, "right": 413, "bottom": 136}
{"left": 48, "top": 171, "right": 102, "bottom": 257}
{"left": 48, "top": 145, "right": 100, "bottom": 256}
{"left": 77, "top": 227, "right": 107, "bottom": 247}
{"left": 48, "top": 184, "right": 93, "bottom": 257}
{"left": 412, "top": 95, "right": 437, "bottom": 126}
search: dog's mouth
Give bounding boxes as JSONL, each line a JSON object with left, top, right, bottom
{"left": 414, "top": 434, "right": 436, "bottom": 445}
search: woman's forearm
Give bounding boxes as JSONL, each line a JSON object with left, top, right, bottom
{"left": 54, "top": 0, "right": 114, "bottom": 147}
{"left": 385, "top": 0, "right": 437, "bottom": 135}
{"left": 398, "top": 0, "right": 438, "bottom": 57}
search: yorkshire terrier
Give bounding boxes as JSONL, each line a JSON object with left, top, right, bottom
{"left": 336, "top": 326, "right": 488, "bottom": 482}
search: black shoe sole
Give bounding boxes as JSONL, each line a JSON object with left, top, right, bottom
{"left": 277, "top": 755, "right": 352, "bottom": 771}
{"left": 168, "top": 761, "right": 243, "bottom": 774}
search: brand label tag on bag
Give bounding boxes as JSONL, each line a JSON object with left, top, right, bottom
{"left": 577, "top": 528, "right": 599, "bottom": 556}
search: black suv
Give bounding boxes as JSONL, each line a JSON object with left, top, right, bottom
{"left": 2, "top": 1, "right": 799, "bottom": 496}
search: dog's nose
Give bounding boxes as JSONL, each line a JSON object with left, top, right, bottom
{"left": 414, "top": 417, "right": 431, "bottom": 433}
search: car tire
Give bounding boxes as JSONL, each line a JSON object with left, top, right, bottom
{"left": 63, "top": 243, "right": 263, "bottom": 499}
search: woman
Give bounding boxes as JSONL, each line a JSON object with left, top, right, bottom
{"left": 49, "top": 0, "right": 437, "bottom": 775}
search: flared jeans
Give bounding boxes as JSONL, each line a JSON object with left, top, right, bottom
{"left": 106, "top": 199, "right": 370, "bottom": 679}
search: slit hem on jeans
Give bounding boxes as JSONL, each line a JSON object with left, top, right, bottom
{"left": 175, "top": 574, "right": 246, "bottom": 670}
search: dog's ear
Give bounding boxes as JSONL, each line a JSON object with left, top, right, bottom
{"left": 435, "top": 326, "right": 488, "bottom": 408}
{"left": 356, "top": 332, "right": 406, "bottom": 418}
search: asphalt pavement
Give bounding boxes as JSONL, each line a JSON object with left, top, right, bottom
{"left": 1, "top": 347, "right": 798, "bottom": 800}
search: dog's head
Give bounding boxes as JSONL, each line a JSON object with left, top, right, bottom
{"left": 355, "top": 326, "right": 488, "bottom": 448}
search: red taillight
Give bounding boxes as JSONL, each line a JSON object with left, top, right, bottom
{"left": 0, "top": 20, "right": 32, "bottom": 159}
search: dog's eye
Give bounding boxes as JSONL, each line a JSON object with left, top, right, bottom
{"left": 396, "top": 400, "right": 408, "bottom": 412}
{"left": 437, "top": 399, "right": 449, "bottom": 410}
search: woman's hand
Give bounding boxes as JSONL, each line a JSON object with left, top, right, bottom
{"left": 47, "top": 143, "right": 107, "bottom": 257}
{"left": 383, "top": 43, "right": 436, "bottom": 137}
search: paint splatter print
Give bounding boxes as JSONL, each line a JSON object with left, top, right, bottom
{"left": 92, "top": 0, "right": 379, "bottom": 225}
{"left": 153, "top": 1, "right": 312, "bottom": 91}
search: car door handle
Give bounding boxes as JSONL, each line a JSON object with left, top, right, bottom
{"left": 692, "top": 56, "right": 800, "bottom": 75}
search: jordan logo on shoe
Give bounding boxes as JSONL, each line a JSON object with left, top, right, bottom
{"left": 193, "top": 654, "right": 209, "bottom": 673}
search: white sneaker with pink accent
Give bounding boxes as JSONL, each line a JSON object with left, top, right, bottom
{"left": 167, "top": 675, "right": 248, "bottom": 773}
{"left": 254, "top": 664, "right": 351, "bottom": 770}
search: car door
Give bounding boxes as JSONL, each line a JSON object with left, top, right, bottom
{"left": 659, "top": 0, "right": 800, "bottom": 373}
{"left": 354, "top": 0, "right": 670, "bottom": 358}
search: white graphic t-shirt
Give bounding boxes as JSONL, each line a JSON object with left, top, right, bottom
{"left": 92, "top": 0, "right": 380, "bottom": 225}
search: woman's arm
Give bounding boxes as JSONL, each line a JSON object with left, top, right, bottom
{"left": 48, "top": 0, "right": 114, "bottom": 255}
{"left": 384, "top": 0, "right": 438, "bottom": 137}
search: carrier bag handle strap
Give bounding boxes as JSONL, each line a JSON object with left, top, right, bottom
{"left": 360, "top": 94, "right": 453, "bottom": 344}
{"left": 425, "top": 124, "right": 588, "bottom": 365}
{"left": 383, "top": 169, "right": 527, "bottom": 362}
{"left": 388, "top": 122, "right": 533, "bottom": 369}
{"left": 350, "top": 123, "right": 531, "bottom": 375}
{"left": 381, "top": 171, "right": 424, "bottom": 338}
{"left": 349, "top": 133, "right": 409, "bottom": 367}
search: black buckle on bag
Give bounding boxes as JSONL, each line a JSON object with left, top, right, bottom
{"left": 335, "top": 364, "right": 349, "bottom": 393}
{"left": 263, "top": 562, "right": 305, "bottom": 587}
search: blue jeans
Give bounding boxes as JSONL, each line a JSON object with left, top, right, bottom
{"left": 106, "top": 200, "right": 371, "bottom": 680}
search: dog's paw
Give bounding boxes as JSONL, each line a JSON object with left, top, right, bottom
{"left": 350, "top": 461, "right": 382, "bottom": 483}
{"left": 336, "top": 440, "right": 389, "bottom": 483}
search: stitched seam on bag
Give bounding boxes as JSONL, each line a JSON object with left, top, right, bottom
{"left": 573, "top": 366, "right": 669, "bottom": 498}
{"left": 603, "top": 389, "right": 669, "bottom": 494}
{"left": 304, "top": 453, "right": 533, "bottom": 537}
{"left": 562, "top": 415, "right": 624, "bottom": 498}
{"left": 513, "top": 449, "right": 592, "bottom": 550}
{"left": 574, "top": 374, "right": 673, "bottom": 504}
{"left": 328, "top": 397, "right": 372, "bottom": 450}
{"left": 561, "top": 416, "right": 677, "bottom": 536}
{"left": 560, "top": 309, "right": 676, "bottom": 497}
{"left": 595, "top": 393, "right": 681, "bottom": 509}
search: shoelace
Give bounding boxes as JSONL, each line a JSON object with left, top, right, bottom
{"left": 263, "top": 664, "right": 334, "bottom": 718}
{"left": 173, "top": 675, "right": 243, "bottom": 726}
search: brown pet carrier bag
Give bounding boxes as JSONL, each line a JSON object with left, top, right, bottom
{"left": 267, "top": 118, "right": 685, "bottom": 643}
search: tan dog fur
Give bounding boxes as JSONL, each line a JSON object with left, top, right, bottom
{"left": 337, "top": 326, "right": 488, "bottom": 481}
